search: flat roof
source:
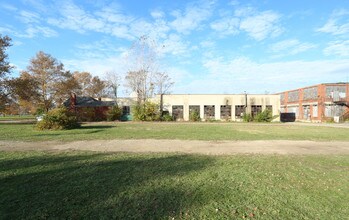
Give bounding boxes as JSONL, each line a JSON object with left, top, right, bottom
{"left": 275, "top": 82, "right": 349, "bottom": 94}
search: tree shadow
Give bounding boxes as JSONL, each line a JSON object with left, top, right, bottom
{"left": 0, "top": 152, "right": 216, "bottom": 219}
{"left": 79, "top": 125, "right": 115, "bottom": 129}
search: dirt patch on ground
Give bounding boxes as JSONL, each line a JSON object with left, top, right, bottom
{"left": 1, "top": 139, "right": 349, "bottom": 155}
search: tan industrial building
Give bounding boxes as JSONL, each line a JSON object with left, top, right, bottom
{"left": 158, "top": 94, "right": 280, "bottom": 121}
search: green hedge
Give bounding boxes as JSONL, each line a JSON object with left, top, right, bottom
{"left": 36, "top": 107, "right": 80, "bottom": 130}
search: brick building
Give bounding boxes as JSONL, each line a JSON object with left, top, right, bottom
{"left": 277, "top": 83, "right": 349, "bottom": 122}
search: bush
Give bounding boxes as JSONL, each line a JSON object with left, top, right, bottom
{"left": 243, "top": 113, "right": 253, "bottom": 122}
{"left": 107, "top": 106, "right": 123, "bottom": 121}
{"left": 132, "top": 101, "right": 160, "bottom": 121}
{"left": 36, "top": 107, "right": 80, "bottom": 130}
{"left": 161, "top": 113, "right": 174, "bottom": 121}
{"left": 254, "top": 109, "right": 273, "bottom": 122}
{"left": 189, "top": 110, "right": 201, "bottom": 122}
{"left": 35, "top": 107, "right": 45, "bottom": 116}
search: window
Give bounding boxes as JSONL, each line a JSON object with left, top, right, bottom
{"left": 189, "top": 105, "right": 200, "bottom": 115}
{"left": 204, "top": 105, "right": 215, "bottom": 119}
{"left": 235, "top": 105, "right": 245, "bottom": 117}
{"left": 220, "top": 105, "right": 231, "bottom": 119}
{"left": 303, "top": 87, "right": 318, "bottom": 100}
{"left": 251, "top": 105, "right": 262, "bottom": 117}
{"left": 266, "top": 105, "right": 273, "bottom": 115}
{"left": 288, "top": 90, "right": 299, "bottom": 102}
{"left": 303, "top": 105, "right": 310, "bottom": 119}
{"left": 172, "top": 105, "right": 183, "bottom": 119}
{"left": 122, "top": 106, "right": 130, "bottom": 115}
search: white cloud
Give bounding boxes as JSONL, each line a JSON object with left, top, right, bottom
{"left": 22, "top": 0, "right": 48, "bottom": 12}
{"left": 229, "top": 0, "right": 239, "bottom": 6}
{"left": 211, "top": 7, "right": 283, "bottom": 40}
{"left": 0, "top": 25, "right": 57, "bottom": 38}
{"left": 240, "top": 10, "right": 283, "bottom": 41}
{"left": 129, "top": 19, "right": 169, "bottom": 41}
{"left": 323, "top": 40, "right": 349, "bottom": 57}
{"left": 1, "top": 3, "right": 17, "bottom": 11}
{"left": 47, "top": 1, "right": 169, "bottom": 41}
{"left": 210, "top": 17, "right": 239, "bottom": 36}
{"left": 12, "top": 41, "right": 23, "bottom": 46}
{"left": 170, "top": 0, "right": 215, "bottom": 34}
{"left": 0, "top": 26, "right": 13, "bottom": 33}
{"left": 317, "top": 9, "right": 349, "bottom": 36}
{"left": 200, "top": 40, "right": 216, "bottom": 48}
{"left": 20, "top": 26, "right": 58, "bottom": 38}
{"left": 47, "top": 1, "right": 106, "bottom": 33}
{"left": 95, "top": 6, "right": 133, "bottom": 24}
{"left": 74, "top": 39, "right": 126, "bottom": 59}
{"left": 62, "top": 55, "right": 128, "bottom": 78}
{"left": 181, "top": 56, "right": 349, "bottom": 94}
{"left": 160, "top": 34, "right": 190, "bottom": 55}
{"left": 151, "top": 9, "right": 165, "bottom": 19}
{"left": 270, "top": 39, "right": 316, "bottom": 56}
{"left": 234, "top": 6, "right": 255, "bottom": 17}
{"left": 17, "top": 10, "right": 41, "bottom": 23}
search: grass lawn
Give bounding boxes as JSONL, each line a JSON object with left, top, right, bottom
{"left": 0, "top": 115, "right": 36, "bottom": 121}
{"left": 1, "top": 122, "right": 349, "bottom": 142}
{"left": 0, "top": 151, "right": 348, "bottom": 219}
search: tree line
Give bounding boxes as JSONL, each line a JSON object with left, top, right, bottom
{"left": 0, "top": 35, "right": 173, "bottom": 116}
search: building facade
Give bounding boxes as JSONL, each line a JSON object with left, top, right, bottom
{"left": 277, "top": 83, "right": 349, "bottom": 122}
{"left": 159, "top": 94, "right": 280, "bottom": 121}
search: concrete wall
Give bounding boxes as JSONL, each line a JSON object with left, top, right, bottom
{"left": 157, "top": 94, "right": 280, "bottom": 121}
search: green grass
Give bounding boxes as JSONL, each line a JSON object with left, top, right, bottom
{"left": 0, "top": 115, "right": 36, "bottom": 121}
{"left": 0, "top": 151, "right": 348, "bottom": 219}
{"left": 1, "top": 122, "right": 349, "bottom": 142}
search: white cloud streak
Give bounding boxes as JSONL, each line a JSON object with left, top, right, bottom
{"left": 210, "top": 7, "right": 283, "bottom": 41}
{"left": 270, "top": 39, "right": 316, "bottom": 56}
{"left": 170, "top": 0, "right": 215, "bottom": 34}
{"left": 323, "top": 40, "right": 349, "bottom": 57}
{"left": 317, "top": 9, "right": 349, "bottom": 36}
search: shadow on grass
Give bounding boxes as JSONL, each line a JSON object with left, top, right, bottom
{"left": 0, "top": 120, "right": 36, "bottom": 124}
{"left": 0, "top": 152, "right": 215, "bottom": 219}
{"left": 32, "top": 125, "right": 115, "bottom": 137}
{"left": 79, "top": 125, "right": 115, "bottom": 129}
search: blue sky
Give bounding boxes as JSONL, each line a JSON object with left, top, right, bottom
{"left": 1, "top": 0, "right": 349, "bottom": 95}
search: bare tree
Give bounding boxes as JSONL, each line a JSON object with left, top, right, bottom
{"left": 153, "top": 72, "right": 174, "bottom": 116}
{"left": 105, "top": 70, "right": 122, "bottom": 104}
{"left": 124, "top": 35, "right": 158, "bottom": 105}
{"left": 154, "top": 72, "right": 174, "bottom": 95}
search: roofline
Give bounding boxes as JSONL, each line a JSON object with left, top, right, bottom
{"left": 159, "top": 94, "right": 279, "bottom": 96}
{"left": 275, "top": 82, "right": 349, "bottom": 94}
